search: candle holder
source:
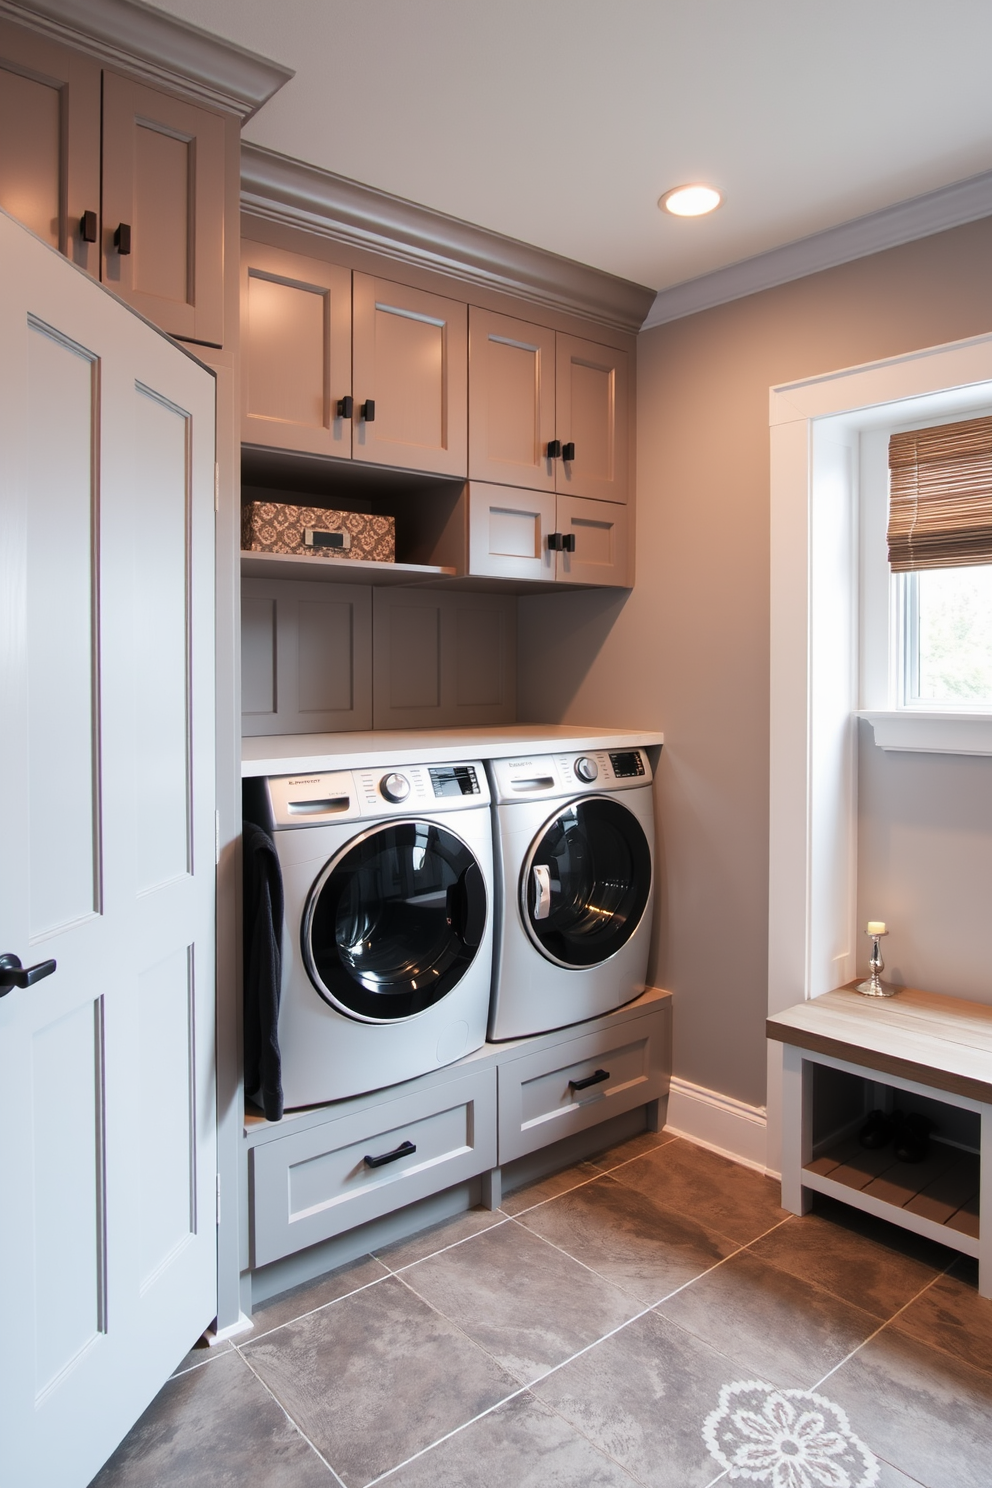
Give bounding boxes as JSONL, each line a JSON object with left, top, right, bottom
{"left": 857, "top": 928, "right": 897, "bottom": 997}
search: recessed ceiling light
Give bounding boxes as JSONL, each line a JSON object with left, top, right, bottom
{"left": 659, "top": 184, "right": 722, "bottom": 217}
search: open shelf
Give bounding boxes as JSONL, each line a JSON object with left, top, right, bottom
{"left": 804, "top": 1133, "right": 979, "bottom": 1253}
{"left": 241, "top": 549, "right": 456, "bottom": 586}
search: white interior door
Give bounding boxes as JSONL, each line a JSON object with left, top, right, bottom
{"left": 0, "top": 209, "right": 217, "bottom": 1487}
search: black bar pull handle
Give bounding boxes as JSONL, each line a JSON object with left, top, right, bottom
{"left": 547, "top": 439, "right": 561, "bottom": 459}
{"left": 569, "top": 1068, "right": 610, "bottom": 1092}
{"left": 562, "top": 441, "right": 575, "bottom": 462}
{"left": 0, "top": 953, "right": 57, "bottom": 997}
{"left": 338, "top": 395, "right": 354, "bottom": 419}
{"left": 360, "top": 399, "right": 375, "bottom": 421}
{"left": 562, "top": 533, "right": 576, "bottom": 553}
{"left": 115, "top": 222, "right": 132, "bottom": 255}
{"left": 547, "top": 532, "right": 565, "bottom": 551}
{"left": 80, "top": 210, "right": 98, "bottom": 243}
{"left": 364, "top": 1139, "right": 416, "bottom": 1169}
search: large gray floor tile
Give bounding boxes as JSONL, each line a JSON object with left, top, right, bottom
{"left": 516, "top": 1171, "right": 739, "bottom": 1305}
{"left": 374, "top": 1206, "right": 507, "bottom": 1271}
{"left": 250, "top": 1254, "right": 391, "bottom": 1338}
{"left": 242, "top": 1273, "right": 517, "bottom": 1487}
{"left": 586, "top": 1128, "right": 678, "bottom": 1172}
{"left": 890, "top": 1256, "right": 992, "bottom": 1377}
{"left": 498, "top": 1161, "right": 602, "bottom": 1216}
{"left": 379, "top": 1391, "right": 637, "bottom": 1487}
{"left": 608, "top": 1138, "right": 788, "bottom": 1244}
{"left": 657, "top": 1249, "right": 881, "bottom": 1390}
{"left": 534, "top": 1308, "right": 760, "bottom": 1488}
{"left": 400, "top": 1217, "right": 641, "bottom": 1383}
{"left": 825, "top": 1323, "right": 992, "bottom": 1488}
{"left": 748, "top": 1197, "right": 952, "bottom": 1320}
{"left": 90, "top": 1348, "right": 333, "bottom": 1488}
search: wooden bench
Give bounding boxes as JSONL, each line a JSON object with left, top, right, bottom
{"left": 767, "top": 983, "right": 992, "bottom": 1297}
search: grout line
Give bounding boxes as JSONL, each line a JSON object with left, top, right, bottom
{"left": 235, "top": 1346, "right": 348, "bottom": 1487}
{"left": 587, "top": 1131, "right": 679, "bottom": 1177}
{"left": 376, "top": 1213, "right": 512, "bottom": 1275}
{"left": 361, "top": 1385, "right": 532, "bottom": 1486}
{"left": 242, "top": 1266, "right": 395, "bottom": 1344}
{"left": 504, "top": 1211, "right": 660, "bottom": 1297}
{"left": 811, "top": 1263, "right": 952, "bottom": 1393}
{"left": 497, "top": 1165, "right": 608, "bottom": 1217}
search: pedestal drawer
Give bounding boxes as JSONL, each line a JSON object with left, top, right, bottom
{"left": 251, "top": 1068, "right": 496, "bottom": 1266}
{"left": 497, "top": 1007, "right": 670, "bottom": 1164}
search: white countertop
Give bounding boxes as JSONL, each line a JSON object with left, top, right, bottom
{"left": 241, "top": 724, "right": 664, "bottom": 776}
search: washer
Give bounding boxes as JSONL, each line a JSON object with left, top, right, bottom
{"left": 487, "top": 746, "right": 655, "bottom": 1040}
{"left": 245, "top": 759, "right": 494, "bottom": 1108}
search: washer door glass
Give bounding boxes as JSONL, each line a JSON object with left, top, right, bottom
{"left": 522, "top": 797, "right": 651, "bottom": 968}
{"left": 303, "top": 821, "right": 487, "bottom": 1021}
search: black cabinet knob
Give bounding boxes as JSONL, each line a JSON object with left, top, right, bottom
{"left": 547, "top": 439, "right": 561, "bottom": 459}
{"left": 0, "top": 953, "right": 57, "bottom": 997}
{"left": 80, "top": 210, "right": 98, "bottom": 243}
{"left": 548, "top": 532, "right": 564, "bottom": 551}
{"left": 360, "top": 399, "right": 375, "bottom": 421}
{"left": 115, "top": 223, "right": 132, "bottom": 255}
{"left": 338, "top": 395, "right": 354, "bottom": 419}
{"left": 562, "top": 533, "right": 576, "bottom": 553}
{"left": 562, "top": 441, "right": 575, "bottom": 462}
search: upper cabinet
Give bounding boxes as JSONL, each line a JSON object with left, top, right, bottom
{"left": 241, "top": 241, "right": 468, "bottom": 478}
{"left": 469, "top": 307, "right": 629, "bottom": 504}
{"left": 0, "top": 21, "right": 101, "bottom": 277}
{"left": 101, "top": 74, "right": 227, "bottom": 346}
{"left": 0, "top": 25, "right": 229, "bottom": 347}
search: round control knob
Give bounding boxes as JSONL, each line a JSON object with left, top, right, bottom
{"left": 380, "top": 772, "right": 411, "bottom": 803}
{"left": 574, "top": 756, "right": 598, "bottom": 783}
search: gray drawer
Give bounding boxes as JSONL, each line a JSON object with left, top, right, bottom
{"left": 251, "top": 1067, "right": 496, "bottom": 1266}
{"left": 497, "top": 1007, "right": 670, "bottom": 1165}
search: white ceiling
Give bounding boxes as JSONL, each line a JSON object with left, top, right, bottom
{"left": 156, "top": 0, "right": 992, "bottom": 293}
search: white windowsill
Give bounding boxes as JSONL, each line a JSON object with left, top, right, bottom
{"left": 858, "top": 711, "right": 992, "bottom": 756}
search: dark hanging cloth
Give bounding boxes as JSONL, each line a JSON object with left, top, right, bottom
{"left": 243, "top": 820, "right": 285, "bottom": 1121}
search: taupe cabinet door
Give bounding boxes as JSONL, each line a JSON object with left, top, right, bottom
{"left": 468, "top": 482, "right": 628, "bottom": 587}
{"left": 101, "top": 72, "right": 227, "bottom": 346}
{"left": 556, "top": 334, "right": 629, "bottom": 504}
{"left": 555, "top": 494, "right": 629, "bottom": 586}
{"left": 468, "top": 307, "right": 556, "bottom": 491}
{"left": 0, "top": 20, "right": 101, "bottom": 277}
{"left": 0, "top": 211, "right": 217, "bottom": 1488}
{"left": 241, "top": 241, "right": 353, "bottom": 457}
{"left": 353, "top": 273, "right": 467, "bottom": 476}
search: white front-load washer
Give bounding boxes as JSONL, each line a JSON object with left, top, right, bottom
{"left": 245, "top": 759, "right": 494, "bottom": 1108}
{"left": 487, "top": 746, "right": 655, "bottom": 1040}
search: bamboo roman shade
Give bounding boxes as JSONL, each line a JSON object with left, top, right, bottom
{"left": 887, "top": 416, "right": 992, "bottom": 572}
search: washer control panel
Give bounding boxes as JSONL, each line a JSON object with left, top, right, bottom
{"left": 488, "top": 748, "right": 653, "bottom": 804}
{"left": 263, "top": 759, "right": 489, "bottom": 827}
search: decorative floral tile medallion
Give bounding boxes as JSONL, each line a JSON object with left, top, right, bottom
{"left": 703, "top": 1380, "right": 879, "bottom": 1487}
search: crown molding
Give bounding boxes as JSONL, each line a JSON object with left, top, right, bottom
{"left": 644, "top": 168, "right": 992, "bottom": 330}
{"left": 241, "top": 145, "right": 655, "bottom": 335}
{"left": 0, "top": 0, "right": 292, "bottom": 119}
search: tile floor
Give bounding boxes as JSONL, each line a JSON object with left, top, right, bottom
{"left": 91, "top": 1131, "right": 992, "bottom": 1488}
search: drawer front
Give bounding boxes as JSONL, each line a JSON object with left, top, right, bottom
{"left": 251, "top": 1068, "right": 496, "bottom": 1266}
{"left": 497, "top": 1009, "right": 670, "bottom": 1165}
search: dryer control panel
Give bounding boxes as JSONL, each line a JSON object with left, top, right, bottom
{"left": 260, "top": 760, "right": 489, "bottom": 829}
{"left": 488, "top": 749, "right": 653, "bottom": 805}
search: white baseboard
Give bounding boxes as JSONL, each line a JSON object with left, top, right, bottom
{"left": 665, "top": 1076, "right": 771, "bottom": 1175}
{"left": 206, "top": 1311, "right": 253, "bottom": 1345}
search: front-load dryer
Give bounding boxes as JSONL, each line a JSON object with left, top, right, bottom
{"left": 245, "top": 759, "right": 494, "bottom": 1108}
{"left": 487, "top": 746, "right": 655, "bottom": 1040}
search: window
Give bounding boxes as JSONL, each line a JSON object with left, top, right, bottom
{"left": 899, "top": 564, "right": 992, "bottom": 707}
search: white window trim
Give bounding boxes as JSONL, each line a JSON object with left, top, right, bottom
{"left": 768, "top": 330, "right": 992, "bottom": 1179}
{"left": 858, "top": 710, "right": 992, "bottom": 755}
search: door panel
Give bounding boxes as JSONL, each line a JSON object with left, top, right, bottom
{"left": 468, "top": 307, "right": 556, "bottom": 490}
{"left": 556, "top": 494, "right": 630, "bottom": 587}
{"left": 101, "top": 72, "right": 226, "bottom": 345}
{"left": 353, "top": 273, "right": 467, "bottom": 476}
{"left": 468, "top": 480, "right": 555, "bottom": 582}
{"left": 0, "top": 212, "right": 216, "bottom": 1488}
{"left": 241, "top": 241, "right": 353, "bottom": 458}
{"left": 555, "top": 334, "right": 629, "bottom": 503}
{"left": 0, "top": 21, "right": 101, "bottom": 275}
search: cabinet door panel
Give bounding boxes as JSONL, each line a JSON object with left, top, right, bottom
{"left": 468, "top": 480, "right": 555, "bottom": 582}
{"left": 556, "top": 494, "right": 629, "bottom": 587}
{"left": 0, "top": 20, "right": 100, "bottom": 275}
{"left": 241, "top": 242, "right": 353, "bottom": 457}
{"left": 469, "top": 307, "right": 555, "bottom": 490}
{"left": 372, "top": 587, "right": 515, "bottom": 727}
{"left": 101, "top": 73, "right": 226, "bottom": 345}
{"left": 353, "top": 274, "right": 467, "bottom": 476}
{"left": 555, "top": 334, "right": 629, "bottom": 503}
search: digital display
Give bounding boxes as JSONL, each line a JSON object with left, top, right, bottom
{"left": 429, "top": 765, "right": 480, "bottom": 797}
{"left": 609, "top": 751, "right": 645, "bottom": 779}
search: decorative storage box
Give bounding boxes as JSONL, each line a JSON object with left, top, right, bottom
{"left": 242, "top": 501, "right": 395, "bottom": 564}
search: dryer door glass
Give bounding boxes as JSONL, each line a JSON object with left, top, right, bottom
{"left": 523, "top": 798, "right": 651, "bottom": 968}
{"left": 303, "top": 821, "right": 488, "bottom": 1021}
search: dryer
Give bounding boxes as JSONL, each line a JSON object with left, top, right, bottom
{"left": 245, "top": 759, "right": 493, "bottom": 1108}
{"left": 487, "top": 746, "right": 655, "bottom": 1040}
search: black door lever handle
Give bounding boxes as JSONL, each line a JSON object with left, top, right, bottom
{"left": 0, "top": 953, "right": 57, "bottom": 997}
